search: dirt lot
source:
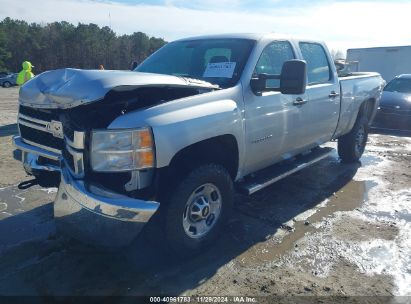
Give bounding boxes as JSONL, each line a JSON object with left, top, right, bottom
{"left": 0, "top": 87, "right": 410, "bottom": 299}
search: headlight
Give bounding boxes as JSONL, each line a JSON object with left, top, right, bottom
{"left": 90, "top": 128, "right": 154, "bottom": 172}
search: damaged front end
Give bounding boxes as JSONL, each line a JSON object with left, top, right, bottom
{"left": 14, "top": 68, "right": 217, "bottom": 247}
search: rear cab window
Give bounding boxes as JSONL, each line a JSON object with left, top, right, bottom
{"left": 299, "top": 42, "right": 332, "bottom": 85}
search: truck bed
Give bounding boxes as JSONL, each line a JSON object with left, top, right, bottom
{"left": 338, "top": 71, "right": 381, "bottom": 80}
{"left": 333, "top": 72, "right": 384, "bottom": 138}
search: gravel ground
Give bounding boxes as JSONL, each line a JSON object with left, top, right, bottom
{"left": 0, "top": 86, "right": 410, "bottom": 299}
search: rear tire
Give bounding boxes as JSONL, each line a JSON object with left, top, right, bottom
{"left": 162, "top": 164, "right": 234, "bottom": 257}
{"left": 338, "top": 115, "right": 369, "bottom": 163}
{"left": 2, "top": 81, "right": 11, "bottom": 88}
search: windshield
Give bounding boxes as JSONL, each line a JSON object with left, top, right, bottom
{"left": 136, "top": 38, "right": 255, "bottom": 88}
{"left": 384, "top": 78, "right": 411, "bottom": 94}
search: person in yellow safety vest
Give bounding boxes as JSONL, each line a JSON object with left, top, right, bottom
{"left": 16, "top": 61, "right": 35, "bottom": 85}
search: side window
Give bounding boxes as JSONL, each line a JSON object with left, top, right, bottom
{"left": 254, "top": 41, "right": 295, "bottom": 88}
{"left": 299, "top": 42, "right": 331, "bottom": 85}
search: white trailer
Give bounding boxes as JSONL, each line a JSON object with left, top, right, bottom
{"left": 346, "top": 45, "right": 411, "bottom": 82}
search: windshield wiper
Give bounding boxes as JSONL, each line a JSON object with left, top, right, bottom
{"left": 177, "top": 76, "right": 221, "bottom": 90}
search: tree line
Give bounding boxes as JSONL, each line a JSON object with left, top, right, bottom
{"left": 0, "top": 17, "right": 167, "bottom": 73}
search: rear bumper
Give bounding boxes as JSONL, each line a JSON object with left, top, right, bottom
{"left": 54, "top": 167, "right": 160, "bottom": 248}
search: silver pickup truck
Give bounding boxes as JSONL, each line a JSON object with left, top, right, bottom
{"left": 13, "top": 33, "right": 384, "bottom": 255}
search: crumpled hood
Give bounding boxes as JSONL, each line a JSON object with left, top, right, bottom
{"left": 19, "top": 68, "right": 217, "bottom": 109}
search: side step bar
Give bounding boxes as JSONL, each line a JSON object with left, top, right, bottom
{"left": 237, "top": 147, "right": 335, "bottom": 195}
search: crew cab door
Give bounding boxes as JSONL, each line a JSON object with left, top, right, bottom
{"left": 242, "top": 41, "right": 308, "bottom": 174}
{"left": 298, "top": 42, "right": 340, "bottom": 145}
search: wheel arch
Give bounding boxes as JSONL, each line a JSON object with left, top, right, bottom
{"left": 168, "top": 134, "right": 239, "bottom": 180}
{"left": 155, "top": 134, "right": 239, "bottom": 195}
{"left": 335, "top": 97, "right": 378, "bottom": 139}
{"left": 359, "top": 98, "right": 377, "bottom": 124}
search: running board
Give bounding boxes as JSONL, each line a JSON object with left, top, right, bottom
{"left": 237, "top": 147, "right": 334, "bottom": 195}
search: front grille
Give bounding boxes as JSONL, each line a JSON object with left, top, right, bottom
{"left": 19, "top": 124, "right": 64, "bottom": 151}
{"left": 62, "top": 147, "right": 75, "bottom": 172}
{"left": 19, "top": 105, "right": 59, "bottom": 121}
{"left": 18, "top": 106, "right": 85, "bottom": 177}
{"left": 38, "top": 156, "right": 60, "bottom": 167}
{"left": 63, "top": 122, "right": 75, "bottom": 141}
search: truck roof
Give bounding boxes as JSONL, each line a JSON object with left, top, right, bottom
{"left": 176, "top": 33, "right": 299, "bottom": 42}
{"left": 174, "top": 33, "right": 327, "bottom": 48}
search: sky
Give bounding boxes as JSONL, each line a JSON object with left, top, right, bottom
{"left": 0, "top": 0, "right": 410, "bottom": 53}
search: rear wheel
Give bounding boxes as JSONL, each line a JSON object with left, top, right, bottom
{"left": 338, "top": 115, "right": 369, "bottom": 163}
{"left": 2, "top": 81, "right": 11, "bottom": 88}
{"left": 162, "top": 164, "right": 233, "bottom": 257}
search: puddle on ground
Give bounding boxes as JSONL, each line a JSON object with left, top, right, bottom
{"left": 271, "top": 182, "right": 411, "bottom": 295}
{"left": 234, "top": 179, "right": 376, "bottom": 266}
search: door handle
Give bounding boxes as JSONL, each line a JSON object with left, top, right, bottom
{"left": 329, "top": 91, "right": 340, "bottom": 98}
{"left": 293, "top": 97, "right": 307, "bottom": 106}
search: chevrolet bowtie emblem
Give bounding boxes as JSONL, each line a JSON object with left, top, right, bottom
{"left": 46, "top": 120, "right": 64, "bottom": 139}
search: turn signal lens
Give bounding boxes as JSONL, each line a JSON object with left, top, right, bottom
{"left": 136, "top": 150, "right": 155, "bottom": 168}
{"left": 138, "top": 129, "right": 153, "bottom": 149}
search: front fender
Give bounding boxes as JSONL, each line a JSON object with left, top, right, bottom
{"left": 108, "top": 86, "right": 245, "bottom": 171}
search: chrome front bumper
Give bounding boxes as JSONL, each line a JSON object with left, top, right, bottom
{"left": 13, "top": 135, "right": 61, "bottom": 174}
{"left": 14, "top": 135, "right": 160, "bottom": 247}
{"left": 54, "top": 167, "right": 160, "bottom": 247}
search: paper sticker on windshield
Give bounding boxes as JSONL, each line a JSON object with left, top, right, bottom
{"left": 203, "top": 62, "right": 236, "bottom": 78}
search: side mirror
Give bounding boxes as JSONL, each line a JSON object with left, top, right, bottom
{"left": 280, "top": 60, "right": 307, "bottom": 95}
{"left": 250, "top": 74, "right": 267, "bottom": 93}
{"left": 250, "top": 60, "right": 307, "bottom": 95}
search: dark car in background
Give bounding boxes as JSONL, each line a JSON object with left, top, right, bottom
{"left": 372, "top": 74, "right": 411, "bottom": 130}
{"left": 0, "top": 71, "right": 11, "bottom": 78}
{"left": 0, "top": 73, "right": 18, "bottom": 88}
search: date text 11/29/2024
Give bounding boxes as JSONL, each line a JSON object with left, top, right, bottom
{"left": 149, "top": 296, "right": 257, "bottom": 303}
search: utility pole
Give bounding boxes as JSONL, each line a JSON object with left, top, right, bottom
{"left": 109, "top": 12, "right": 112, "bottom": 30}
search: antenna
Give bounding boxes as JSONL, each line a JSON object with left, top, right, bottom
{"left": 109, "top": 12, "right": 111, "bottom": 29}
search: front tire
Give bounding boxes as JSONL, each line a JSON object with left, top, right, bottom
{"left": 163, "top": 164, "right": 234, "bottom": 257}
{"left": 2, "top": 81, "right": 11, "bottom": 88}
{"left": 338, "top": 115, "right": 369, "bottom": 163}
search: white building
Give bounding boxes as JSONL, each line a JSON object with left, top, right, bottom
{"left": 346, "top": 45, "right": 411, "bottom": 82}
